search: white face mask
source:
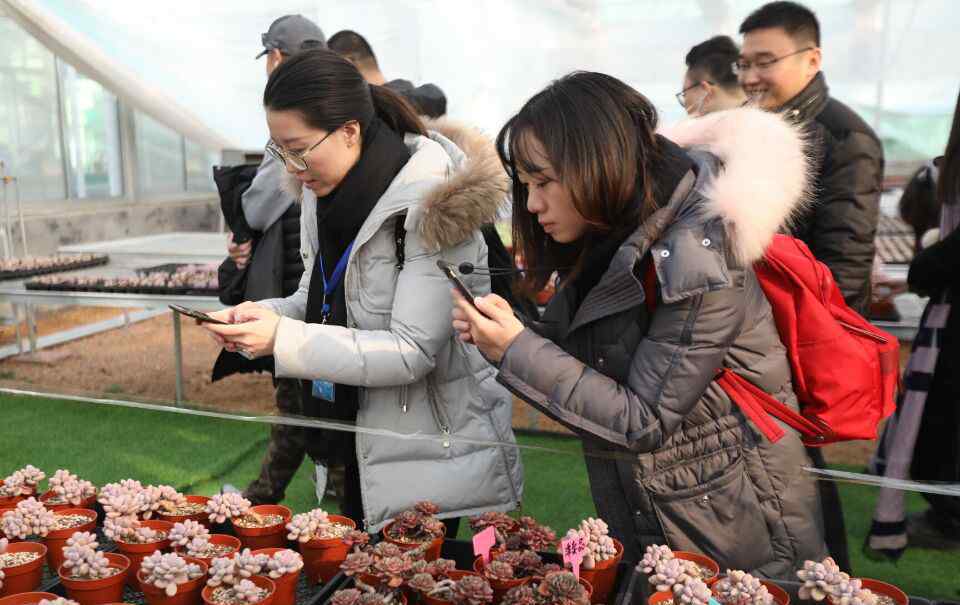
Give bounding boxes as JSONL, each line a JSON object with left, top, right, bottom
{"left": 690, "top": 90, "right": 710, "bottom": 117}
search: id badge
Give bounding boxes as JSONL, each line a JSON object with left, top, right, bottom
{"left": 311, "top": 379, "right": 336, "bottom": 402}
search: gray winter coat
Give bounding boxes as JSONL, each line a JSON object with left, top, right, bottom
{"left": 259, "top": 120, "right": 524, "bottom": 531}
{"left": 497, "top": 109, "right": 827, "bottom": 577}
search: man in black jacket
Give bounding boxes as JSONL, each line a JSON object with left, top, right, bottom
{"left": 739, "top": 1, "right": 884, "bottom": 316}
{"left": 738, "top": 1, "right": 885, "bottom": 573}
{"left": 215, "top": 14, "right": 329, "bottom": 506}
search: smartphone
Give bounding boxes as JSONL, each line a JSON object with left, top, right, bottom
{"left": 437, "top": 260, "right": 477, "bottom": 308}
{"left": 168, "top": 304, "right": 230, "bottom": 325}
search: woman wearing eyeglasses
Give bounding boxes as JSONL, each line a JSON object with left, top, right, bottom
{"left": 451, "top": 72, "right": 826, "bottom": 574}
{"left": 203, "top": 49, "right": 523, "bottom": 531}
{"left": 678, "top": 36, "right": 746, "bottom": 116}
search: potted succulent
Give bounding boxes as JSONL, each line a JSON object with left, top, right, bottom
{"left": 640, "top": 545, "right": 718, "bottom": 586}
{"left": 329, "top": 584, "right": 407, "bottom": 605}
{"left": 286, "top": 509, "right": 357, "bottom": 584}
{"left": 249, "top": 549, "right": 303, "bottom": 605}
{"left": 561, "top": 519, "right": 622, "bottom": 604}
{"left": 138, "top": 551, "right": 207, "bottom": 605}
{"left": 382, "top": 502, "right": 445, "bottom": 561}
{"left": 796, "top": 558, "right": 906, "bottom": 605}
{"left": 409, "top": 571, "right": 492, "bottom": 605}
{"left": 647, "top": 575, "right": 713, "bottom": 605}
{"left": 1, "top": 497, "right": 93, "bottom": 573}
{"left": 39, "top": 471, "right": 96, "bottom": 512}
{"left": 202, "top": 555, "right": 275, "bottom": 605}
{"left": 0, "top": 468, "right": 45, "bottom": 508}
{"left": 501, "top": 571, "right": 591, "bottom": 605}
{"left": 99, "top": 481, "right": 175, "bottom": 587}
{"left": 0, "top": 537, "right": 47, "bottom": 597}
{"left": 502, "top": 518, "right": 556, "bottom": 554}
{"left": 0, "top": 593, "right": 62, "bottom": 605}
{"left": 714, "top": 570, "right": 787, "bottom": 605}
{"left": 206, "top": 494, "right": 290, "bottom": 551}
{"left": 171, "top": 520, "right": 241, "bottom": 566}
{"left": 339, "top": 541, "right": 428, "bottom": 590}
{"left": 57, "top": 532, "right": 129, "bottom": 605}
{"left": 473, "top": 549, "right": 553, "bottom": 603}
{"left": 159, "top": 495, "right": 212, "bottom": 527}
{"left": 468, "top": 513, "right": 519, "bottom": 548}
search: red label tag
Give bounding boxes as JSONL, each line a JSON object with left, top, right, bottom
{"left": 473, "top": 526, "right": 496, "bottom": 564}
{"left": 561, "top": 533, "right": 587, "bottom": 580}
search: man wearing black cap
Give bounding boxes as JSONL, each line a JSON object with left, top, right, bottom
{"left": 216, "top": 14, "right": 336, "bottom": 507}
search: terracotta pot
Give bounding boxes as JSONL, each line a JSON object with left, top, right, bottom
{"left": 43, "top": 508, "right": 98, "bottom": 573}
{"left": 139, "top": 556, "right": 208, "bottom": 605}
{"left": 381, "top": 521, "right": 445, "bottom": 561}
{"left": 251, "top": 548, "right": 300, "bottom": 605}
{"left": 762, "top": 581, "right": 790, "bottom": 605}
{"left": 39, "top": 491, "right": 97, "bottom": 513}
{"left": 231, "top": 506, "right": 291, "bottom": 551}
{"left": 673, "top": 551, "right": 719, "bottom": 585}
{"left": 472, "top": 556, "right": 527, "bottom": 603}
{"left": 420, "top": 571, "right": 475, "bottom": 605}
{"left": 648, "top": 591, "right": 674, "bottom": 605}
{"left": 0, "top": 592, "right": 60, "bottom": 605}
{"left": 158, "top": 496, "right": 212, "bottom": 528}
{"left": 577, "top": 539, "right": 623, "bottom": 604}
{"left": 829, "top": 580, "right": 907, "bottom": 605}
{"left": 201, "top": 574, "right": 275, "bottom": 605}
{"left": 59, "top": 552, "right": 130, "bottom": 605}
{"left": 114, "top": 520, "right": 174, "bottom": 587}
{"left": 175, "top": 535, "right": 242, "bottom": 569}
{"left": 0, "top": 483, "right": 34, "bottom": 509}
{"left": 0, "top": 542, "right": 47, "bottom": 597}
{"left": 295, "top": 515, "right": 356, "bottom": 584}
{"left": 579, "top": 578, "right": 593, "bottom": 600}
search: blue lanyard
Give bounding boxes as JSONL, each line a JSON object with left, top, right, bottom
{"left": 318, "top": 241, "right": 354, "bottom": 323}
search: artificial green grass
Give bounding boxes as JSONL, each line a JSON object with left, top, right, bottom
{"left": 2, "top": 394, "right": 958, "bottom": 600}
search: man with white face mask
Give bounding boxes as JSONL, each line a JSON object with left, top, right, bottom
{"left": 679, "top": 36, "right": 746, "bottom": 117}
{"left": 738, "top": 1, "right": 883, "bottom": 317}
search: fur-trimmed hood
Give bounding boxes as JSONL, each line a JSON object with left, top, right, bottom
{"left": 660, "top": 107, "right": 811, "bottom": 263}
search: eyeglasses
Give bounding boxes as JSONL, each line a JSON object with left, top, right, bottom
{"left": 676, "top": 81, "right": 711, "bottom": 108}
{"left": 265, "top": 127, "right": 340, "bottom": 172}
{"left": 733, "top": 47, "right": 815, "bottom": 75}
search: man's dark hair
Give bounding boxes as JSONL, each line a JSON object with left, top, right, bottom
{"left": 739, "top": 1, "right": 821, "bottom": 47}
{"left": 328, "top": 30, "right": 379, "bottom": 68}
{"left": 685, "top": 35, "right": 739, "bottom": 90}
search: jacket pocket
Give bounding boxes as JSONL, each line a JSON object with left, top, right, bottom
{"left": 645, "top": 451, "right": 775, "bottom": 571}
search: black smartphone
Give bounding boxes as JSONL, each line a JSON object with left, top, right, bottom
{"left": 168, "top": 304, "right": 230, "bottom": 325}
{"left": 437, "top": 260, "right": 477, "bottom": 308}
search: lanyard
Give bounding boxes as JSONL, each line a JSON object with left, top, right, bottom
{"left": 318, "top": 241, "right": 354, "bottom": 324}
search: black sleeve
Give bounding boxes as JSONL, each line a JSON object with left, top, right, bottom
{"left": 217, "top": 257, "right": 248, "bottom": 306}
{"left": 907, "top": 225, "right": 960, "bottom": 297}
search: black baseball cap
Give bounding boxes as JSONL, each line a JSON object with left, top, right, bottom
{"left": 256, "top": 15, "right": 326, "bottom": 59}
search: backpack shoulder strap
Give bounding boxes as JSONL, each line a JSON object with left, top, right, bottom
{"left": 394, "top": 213, "right": 407, "bottom": 270}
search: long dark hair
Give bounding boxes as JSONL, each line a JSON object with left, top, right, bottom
{"left": 937, "top": 88, "right": 960, "bottom": 207}
{"left": 495, "top": 71, "right": 663, "bottom": 297}
{"left": 263, "top": 49, "right": 425, "bottom": 137}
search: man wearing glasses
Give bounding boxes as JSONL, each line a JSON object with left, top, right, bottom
{"left": 738, "top": 1, "right": 883, "bottom": 318}
{"left": 738, "top": 1, "right": 884, "bottom": 574}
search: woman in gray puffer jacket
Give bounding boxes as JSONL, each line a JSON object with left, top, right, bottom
{"left": 452, "top": 72, "right": 826, "bottom": 577}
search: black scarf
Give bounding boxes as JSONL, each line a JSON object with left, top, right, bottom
{"left": 300, "top": 118, "right": 410, "bottom": 455}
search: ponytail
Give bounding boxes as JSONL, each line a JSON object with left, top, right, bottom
{"left": 369, "top": 84, "right": 427, "bottom": 136}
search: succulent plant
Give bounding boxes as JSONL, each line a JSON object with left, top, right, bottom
{"left": 415, "top": 501, "right": 440, "bottom": 516}
{"left": 142, "top": 485, "right": 187, "bottom": 518}
{"left": 832, "top": 577, "right": 878, "bottom": 605}
{"left": 286, "top": 509, "right": 331, "bottom": 542}
{"left": 502, "top": 584, "right": 537, "bottom": 605}
{"left": 37, "top": 599, "right": 80, "bottom": 605}
{"left": 340, "top": 552, "right": 375, "bottom": 577}
{"left": 536, "top": 571, "right": 589, "bottom": 605}
{"left": 231, "top": 578, "right": 268, "bottom": 603}
{"left": 453, "top": 575, "right": 495, "bottom": 605}
{"left": 62, "top": 531, "right": 114, "bottom": 579}
{"left": 649, "top": 558, "right": 691, "bottom": 593}
{"left": 208, "top": 556, "right": 241, "bottom": 587}
{"left": 48, "top": 470, "right": 96, "bottom": 505}
{"left": 0, "top": 465, "right": 45, "bottom": 497}
{"left": 266, "top": 549, "right": 303, "bottom": 578}
{"left": 374, "top": 556, "right": 413, "bottom": 588}
{"left": 484, "top": 560, "right": 516, "bottom": 582}
{"left": 408, "top": 572, "right": 438, "bottom": 593}
{"left": 1, "top": 498, "right": 56, "bottom": 539}
{"left": 371, "top": 542, "right": 403, "bottom": 559}
{"left": 573, "top": 518, "right": 617, "bottom": 570}
{"left": 236, "top": 549, "right": 269, "bottom": 578}
{"left": 675, "top": 577, "right": 713, "bottom": 605}
{"left": 141, "top": 551, "right": 204, "bottom": 596}
{"left": 639, "top": 544, "right": 675, "bottom": 574}
{"left": 332, "top": 589, "right": 365, "bottom": 605}
{"left": 796, "top": 558, "right": 848, "bottom": 601}
{"left": 170, "top": 519, "right": 210, "bottom": 548}
{"left": 385, "top": 502, "right": 444, "bottom": 544}
{"left": 206, "top": 493, "right": 251, "bottom": 524}
{"left": 469, "top": 512, "right": 517, "bottom": 545}
{"left": 505, "top": 517, "right": 556, "bottom": 552}
{"left": 715, "top": 570, "right": 774, "bottom": 605}
{"left": 344, "top": 529, "right": 371, "bottom": 551}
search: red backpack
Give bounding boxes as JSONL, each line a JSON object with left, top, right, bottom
{"left": 647, "top": 234, "right": 900, "bottom": 446}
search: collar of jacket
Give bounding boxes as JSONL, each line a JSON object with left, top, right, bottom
{"left": 566, "top": 107, "right": 811, "bottom": 333}
{"left": 777, "top": 71, "right": 829, "bottom": 124}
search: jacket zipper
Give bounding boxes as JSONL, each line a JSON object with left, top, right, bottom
{"left": 399, "top": 384, "right": 408, "bottom": 413}
{"left": 425, "top": 377, "right": 451, "bottom": 448}
{"left": 838, "top": 320, "right": 889, "bottom": 344}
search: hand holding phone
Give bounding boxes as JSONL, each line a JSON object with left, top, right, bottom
{"left": 169, "top": 304, "right": 230, "bottom": 325}
{"left": 437, "top": 260, "right": 477, "bottom": 308}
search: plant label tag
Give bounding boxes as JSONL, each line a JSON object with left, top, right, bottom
{"left": 473, "top": 526, "right": 496, "bottom": 564}
{"left": 312, "top": 380, "right": 336, "bottom": 402}
{"left": 709, "top": 599, "right": 722, "bottom": 605}
{"left": 561, "top": 533, "right": 587, "bottom": 580}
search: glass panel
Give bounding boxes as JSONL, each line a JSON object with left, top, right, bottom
{"left": 58, "top": 60, "right": 123, "bottom": 199}
{"left": 0, "top": 11, "right": 66, "bottom": 201}
{"left": 134, "top": 110, "right": 185, "bottom": 196}
{"left": 185, "top": 138, "right": 217, "bottom": 192}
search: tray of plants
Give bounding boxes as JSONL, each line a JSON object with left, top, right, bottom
{"left": 0, "top": 467, "right": 346, "bottom": 605}
{"left": 0, "top": 254, "right": 109, "bottom": 281}
{"left": 24, "top": 264, "right": 219, "bottom": 296}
